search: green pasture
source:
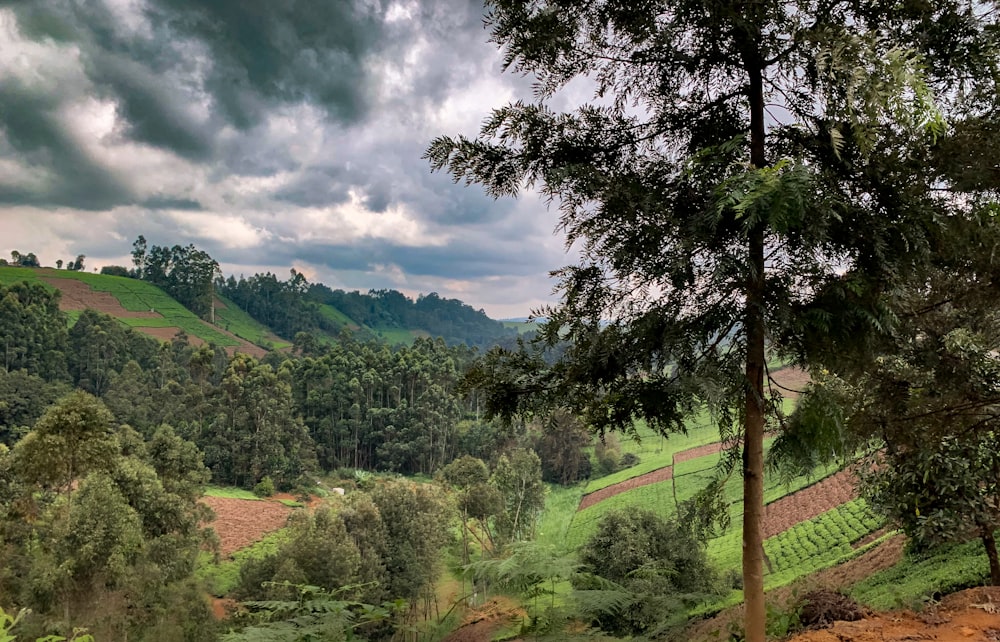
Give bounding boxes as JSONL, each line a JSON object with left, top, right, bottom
{"left": 204, "top": 486, "right": 261, "bottom": 500}
{"left": 214, "top": 295, "right": 292, "bottom": 349}
{"left": 374, "top": 326, "right": 423, "bottom": 345}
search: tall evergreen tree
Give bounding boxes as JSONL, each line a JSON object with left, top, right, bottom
{"left": 427, "top": 3, "right": 1000, "bottom": 638}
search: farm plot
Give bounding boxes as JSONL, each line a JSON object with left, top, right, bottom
{"left": 201, "top": 495, "right": 295, "bottom": 556}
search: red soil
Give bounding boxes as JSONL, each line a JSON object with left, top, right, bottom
{"left": 674, "top": 440, "right": 728, "bottom": 464}
{"left": 578, "top": 466, "right": 674, "bottom": 511}
{"left": 769, "top": 365, "right": 811, "bottom": 397}
{"left": 200, "top": 496, "right": 294, "bottom": 556}
{"left": 763, "top": 468, "right": 858, "bottom": 539}
{"left": 790, "top": 587, "right": 1000, "bottom": 642}
{"left": 42, "top": 276, "right": 161, "bottom": 317}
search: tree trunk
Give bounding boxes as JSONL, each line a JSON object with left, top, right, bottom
{"left": 980, "top": 523, "right": 1000, "bottom": 586}
{"left": 743, "top": 55, "right": 769, "bottom": 642}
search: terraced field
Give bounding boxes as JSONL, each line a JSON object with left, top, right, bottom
{"left": 560, "top": 370, "right": 886, "bottom": 600}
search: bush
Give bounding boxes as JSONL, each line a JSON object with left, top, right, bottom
{"left": 620, "top": 452, "right": 640, "bottom": 468}
{"left": 253, "top": 476, "right": 275, "bottom": 498}
{"left": 574, "top": 507, "right": 720, "bottom": 635}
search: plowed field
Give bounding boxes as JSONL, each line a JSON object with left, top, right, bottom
{"left": 201, "top": 496, "right": 294, "bottom": 556}
{"left": 763, "top": 468, "right": 858, "bottom": 538}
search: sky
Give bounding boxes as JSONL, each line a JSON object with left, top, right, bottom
{"left": 0, "top": 0, "right": 581, "bottom": 319}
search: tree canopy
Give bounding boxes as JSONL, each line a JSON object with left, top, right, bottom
{"left": 427, "top": 3, "right": 1000, "bottom": 639}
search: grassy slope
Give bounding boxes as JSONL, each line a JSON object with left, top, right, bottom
{"left": 213, "top": 295, "right": 292, "bottom": 349}
{"left": 0, "top": 267, "right": 240, "bottom": 346}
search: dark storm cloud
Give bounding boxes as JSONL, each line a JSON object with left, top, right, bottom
{"left": 0, "top": 0, "right": 565, "bottom": 314}
{"left": 0, "top": 79, "right": 132, "bottom": 210}
{"left": 151, "top": 0, "right": 385, "bottom": 129}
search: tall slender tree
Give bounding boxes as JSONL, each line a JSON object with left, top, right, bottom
{"left": 427, "top": 3, "right": 1000, "bottom": 639}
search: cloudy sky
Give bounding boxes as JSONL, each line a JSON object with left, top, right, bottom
{"left": 0, "top": 0, "right": 579, "bottom": 318}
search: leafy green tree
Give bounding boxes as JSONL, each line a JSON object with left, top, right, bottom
{"left": 138, "top": 240, "right": 219, "bottom": 318}
{"left": 206, "top": 354, "right": 316, "bottom": 488}
{"left": 0, "top": 282, "right": 68, "bottom": 380}
{"left": 237, "top": 508, "right": 363, "bottom": 601}
{"left": 2, "top": 394, "right": 213, "bottom": 640}
{"left": 772, "top": 214, "right": 1000, "bottom": 586}
{"left": 531, "top": 410, "right": 592, "bottom": 485}
{"left": 489, "top": 448, "right": 545, "bottom": 545}
{"left": 13, "top": 391, "right": 118, "bottom": 494}
{"left": 865, "top": 432, "right": 1000, "bottom": 585}
{"left": 370, "top": 480, "right": 452, "bottom": 615}
{"left": 427, "top": 4, "right": 999, "bottom": 639}
{"left": 0, "top": 370, "right": 69, "bottom": 446}
{"left": 575, "top": 507, "right": 719, "bottom": 635}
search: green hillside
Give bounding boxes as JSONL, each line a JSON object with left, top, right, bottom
{"left": 0, "top": 267, "right": 244, "bottom": 348}
{"left": 214, "top": 295, "right": 292, "bottom": 350}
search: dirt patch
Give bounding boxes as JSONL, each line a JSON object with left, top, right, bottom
{"left": 799, "top": 589, "right": 869, "bottom": 627}
{"left": 789, "top": 587, "right": 1000, "bottom": 642}
{"left": 201, "top": 496, "right": 295, "bottom": 556}
{"left": 770, "top": 366, "right": 811, "bottom": 397}
{"left": 578, "top": 466, "right": 673, "bottom": 511}
{"left": 213, "top": 296, "right": 228, "bottom": 309}
{"left": 440, "top": 597, "right": 526, "bottom": 642}
{"left": 674, "top": 440, "right": 728, "bottom": 464}
{"left": 764, "top": 468, "right": 858, "bottom": 539}
{"left": 42, "top": 277, "right": 162, "bottom": 317}
{"left": 687, "top": 535, "right": 908, "bottom": 641}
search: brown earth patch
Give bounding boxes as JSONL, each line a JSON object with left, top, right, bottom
{"left": 200, "top": 496, "right": 294, "bottom": 556}
{"left": 770, "top": 366, "right": 811, "bottom": 398}
{"left": 686, "top": 535, "right": 907, "bottom": 641}
{"left": 763, "top": 468, "right": 858, "bottom": 539}
{"left": 789, "top": 587, "right": 1000, "bottom": 642}
{"left": 212, "top": 296, "right": 228, "bottom": 309}
{"left": 440, "top": 597, "right": 526, "bottom": 642}
{"left": 674, "top": 440, "right": 728, "bottom": 464}
{"left": 578, "top": 465, "right": 673, "bottom": 511}
{"left": 42, "top": 276, "right": 162, "bottom": 317}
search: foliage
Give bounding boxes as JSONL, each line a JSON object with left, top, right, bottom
{"left": 0, "top": 394, "right": 213, "bottom": 641}
{"left": 428, "top": 4, "right": 1000, "bottom": 639}
{"left": 574, "top": 506, "right": 719, "bottom": 635}
{"left": 221, "top": 583, "right": 394, "bottom": 642}
{"left": 0, "top": 280, "right": 68, "bottom": 380}
{"left": 253, "top": 476, "right": 276, "bottom": 498}
{"left": 490, "top": 448, "right": 546, "bottom": 545}
{"left": 775, "top": 211, "right": 1000, "bottom": 585}
{"left": 132, "top": 236, "right": 220, "bottom": 318}
{"left": 205, "top": 354, "right": 317, "bottom": 489}
{"left": 864, "top": 432, "right": 1000, "bottom": 584}
{"left": 0, "top": 606, "right": 93, "bottom": 642}
{"left": 467, "top": 542, "right": 580, "bottom": 634}
{"left": 851, "top": 534, "right": 1000, "bottom": 610}
{"left": 531, "top": 410, "right": 592, "bottom": 485}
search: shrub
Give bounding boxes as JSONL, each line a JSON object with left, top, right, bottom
{"left": 253, "top": 476, "right": 275, "bottom": 498}
{"left": 574, "top": 506, "right": 720, "bottom": 635}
